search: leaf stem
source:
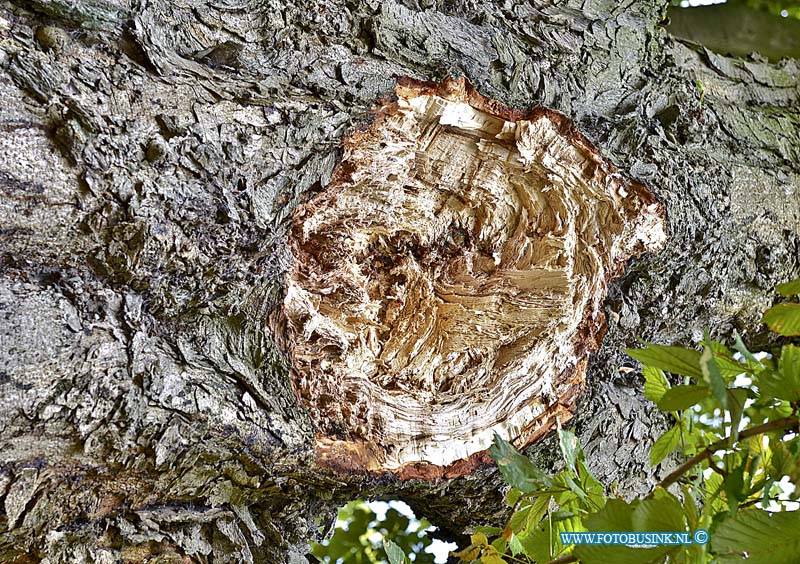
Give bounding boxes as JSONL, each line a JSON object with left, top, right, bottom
{"left": 544, "top": 555, "right": 578, "bottom": 564}
{"left": 707, "top": 462, "right": 727, "bottom": 478}
{"left": 658, "top": 416, "right": 799, "bottom": 489}
{"left": 740, "top": 495, "right": 795, "bottom": 509}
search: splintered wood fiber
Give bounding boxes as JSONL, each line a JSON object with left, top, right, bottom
{"left": 282, "top": 78, "right": 666, "bottom": 476}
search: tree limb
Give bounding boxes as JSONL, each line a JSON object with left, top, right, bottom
{"left": 658, "top": 416, "right": 799, "bottom": 490}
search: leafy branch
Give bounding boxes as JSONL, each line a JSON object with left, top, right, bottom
{"left": 453, "top": 276, "right": 800, "bottom": 564}
{"left": 659, "top": 415, "right": 799, "bottom": 489}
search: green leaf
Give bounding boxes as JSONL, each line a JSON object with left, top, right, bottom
{"left": 712, "top": 509, "right": 800, "bottom": 563}
{"left": 756, "top": 346, "right": 800, "bottom": 402}
{"left": 562, "top": 472, "right": 587, "bottom": 503}
{"left": 577, "top": 460, "right": 607, "bottom": 511}
{"left": 573, "top": 543, "right": 677, "bottom": 564}
{"left": 509, "top": 504, "right": 532, "bottom": 533}
{"left": 760, "top": 478, "right": 775, "bottom": 508}
{"left": 505, "top": 488, "right": 522, "bottom": 507}
{"left": 783, "top": 343, "right": 800, "bottom": 375}
{"left": 473, "top": 526, "right": 503, "bottom": 536}
{"left": 583, "top": 490, "right": 685, "bottom": 533}
{"left": 491, "top": 536, "right": 508, "bottom": 554}
{"left": 382, "top": 508, "right": 411, "bottom": 537}
{"left": 707, "top": 340, "right": 733, "bottom": 357}
{"left": 489, "top": 434, "right": 553, "bottom": 493}
{"left": 704, "top": 472, "right": 727, "bottom": 516}
{"left": 626, "top": 344, "right": 703, "bottom": 379}
{"left": 676, "top": 544, "right": 706, "bottom": 564}
{"left": 701, "top": 339, "right": 728, "bottom": 409}
{"left": 550, "top": 510, "right": 578, "bottom": 522}
{"left": 518, "top": 514, "right": 581, "bottom": 563}
{"left": 632, "top": 488, "right": 686, "bottom": 532}
{"left": 558, "top": 427, "right": 581, "bottom": 471}
{"left": 575, "top": 494, "right": 684, "bottom": 564}
{"left": 643, "top": 366, "right": 670, "bottom": 403}
{"left": 763, "top": 303, "right": 800, "bottom": 336}
{"left": 471, "top": 532, "right": 489, "bottom": 547}
{"left": 779, "top": 344, "right": 800, "bottom": 400}
{"left": 770, "top": 441, "right": 800, "bottom": 484}
{"left": 583, "top": 498, "right": 634, "bottom": 532}
{"left": 723, "top": 461, "right": 747, "bottom": 513}
{"left": 453, "top": 544, "right": 481, "bottom": 562}
{"left": 509, "top": 534, "right": 524, "bottom": 556}
{"left": 680, "top": 484, "right": 698, "bottom": 531}
{"left": 656, "top": 385, "right": 710, "bottom": 411}
{"left": 776, "top": 277, "right": 800, "bottom": 297}
{"left": 315, "top": 500, "right": 437, "bottom": 564}
{"left": 384, "top": 539, "right": 407, "bottom": 564}
{"left": 650, "top": 425, "right": 681, "bottom": 466}
{"left": 733, "top": 332, "right": 765, "bottom": 372}
{"left": 726, "top": 388, "right": 748, "bottom": 444}
{"left": 527, "top": 494, "right": 551, "bottom": 529}
{"left": 703, "top": 340, "right": 748, "bottom": 380}
{"left": 314, "top": 501, "right": 380, "bottom": 562}
{"left": 508, "top": 497, "right": 550, "bottom": 538}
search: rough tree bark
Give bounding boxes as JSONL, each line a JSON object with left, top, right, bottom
{"left": 0, "top": 0, "right": 798, "bottom": 562}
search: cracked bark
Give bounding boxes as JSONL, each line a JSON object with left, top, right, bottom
{"left": 0, "top": 0, "right": 798, "bottom": 562}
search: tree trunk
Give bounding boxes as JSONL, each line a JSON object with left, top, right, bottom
{"left": 0, "top": 0, "right": 798, "bottom": 562}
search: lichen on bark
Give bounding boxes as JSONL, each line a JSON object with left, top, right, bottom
{"left": 282, "top": 77, "right": 666, "bottom": 475}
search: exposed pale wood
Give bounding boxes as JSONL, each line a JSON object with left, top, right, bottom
{"left": 284, "top": 77, "right": 665, "bottom": 473}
